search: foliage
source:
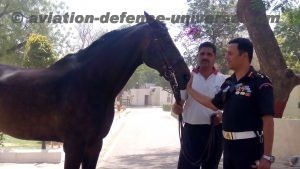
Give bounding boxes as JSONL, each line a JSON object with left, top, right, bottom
{"left": 175, "top": 0, "right": 246, "bottom": 73}
{"left": 0, "top": 132, "right": 4, "bottom": 147}
{"left": 23, "top": 33, "right": 57, "bottom": 68}
{"left": 124, "top": 64, "right": 172, "bottom": 92}
{"left": 1, "top": 134, "right": 41, "bottom": 149}
{"left": 175, "top": 0, "right": 300, "bottom": 73}
{"left": 0, "top": 0, "right": 70, "bottom": 66}
{"left": 275, "top": 6, "right": 300, "bottom": 73}
{"left": 162, "top": 104, "right": 172, "bottom": 111}
{"left": 262, "top": 0, "right": 299, "bottom": 12}
{"left": 283, "top": 54, "right": 300, "bottom": 73}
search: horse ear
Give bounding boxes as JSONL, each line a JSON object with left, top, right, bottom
{"left": 144, "top": 11, "right": 155, "bottom": 24}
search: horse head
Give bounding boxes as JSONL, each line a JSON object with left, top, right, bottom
{"left": 142, "top": 12, "right": 190, "bottom": 102}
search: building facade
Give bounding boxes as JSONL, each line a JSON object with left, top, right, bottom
{"left": 121, "top": 84, "right": 174, "bottom": 106}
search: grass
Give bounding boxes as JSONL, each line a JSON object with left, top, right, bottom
{"left": 1, "top": 134, "right": 42, "bottom": 149}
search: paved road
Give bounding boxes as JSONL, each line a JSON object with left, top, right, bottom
{"left": 97, "top": 107, "right": 181, "bottom": 169}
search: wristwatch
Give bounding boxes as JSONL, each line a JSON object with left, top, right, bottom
{"left": 262, "top": 155, "right": 275, "bottom": 163}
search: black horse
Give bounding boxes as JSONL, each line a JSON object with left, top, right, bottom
{"left": 0, "top": 12, "right": 190, "bottom": 169}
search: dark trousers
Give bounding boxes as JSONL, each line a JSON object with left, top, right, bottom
{"left": 223, "top": 137, "right": 263, "bottom": 169}
{"left": 177, "top": 123, "right": 223, "bottom": 169}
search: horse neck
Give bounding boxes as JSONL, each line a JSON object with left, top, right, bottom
{"left": 75, "top": 27, "right": 151, "bottom": 99}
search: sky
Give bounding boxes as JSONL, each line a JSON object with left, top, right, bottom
{"left": 61, "top": 0, "right": 188, "bottom": 29}
{"left": 57, "top": 0, "right": 189, "bottom": 54}
{"left": 63, "top": 0, "right": 188, "bottom": 14}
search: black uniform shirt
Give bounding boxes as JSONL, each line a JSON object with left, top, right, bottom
{"left": 212, "top": 66, "right": 274, "bottom": 132}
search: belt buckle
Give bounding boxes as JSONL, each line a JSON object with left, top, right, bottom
{"left": 223, "top": 131, "right": 233, "bottom": 140}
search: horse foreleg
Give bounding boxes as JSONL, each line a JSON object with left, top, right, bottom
{"left": 82, "top": 139, "right": 103, "bottom": 169}
{"left": 63, "top": 141, "right": 84, "bottom": 169}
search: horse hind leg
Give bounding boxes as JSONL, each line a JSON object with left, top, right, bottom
{"left": 82, "top": 139, "right": 103, "bottom": 169}
{"left": 63, "top": 140, "right": 84, "bottom": 169}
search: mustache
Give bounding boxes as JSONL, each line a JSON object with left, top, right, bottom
{"left": 201, "top": 59, "right": 210, "bottom": 62}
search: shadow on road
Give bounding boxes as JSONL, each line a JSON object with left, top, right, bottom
{"left": 99, "top": 148, "right": 179, "bottom": 169}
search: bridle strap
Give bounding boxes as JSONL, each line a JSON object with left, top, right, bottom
{"left": 150, "top": 34, "right": 182, "bottom": 104}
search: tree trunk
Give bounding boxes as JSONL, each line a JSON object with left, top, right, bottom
{"left": 42, "top": 141, "right": 46, "bottom": 149}
{"left": 237, "top": 0, "right": 300, "bottom": 118}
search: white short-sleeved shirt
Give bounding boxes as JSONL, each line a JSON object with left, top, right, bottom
{"left": 182, "top": 71, "right": 227, "bottom": 124}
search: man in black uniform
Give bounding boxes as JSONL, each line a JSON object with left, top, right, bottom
{"left": 187, "top": 38, "right": 275, "bottom": 169}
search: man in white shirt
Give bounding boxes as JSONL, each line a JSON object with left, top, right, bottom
{"left": 172, "top": 42, "right": 226, "bottom": 169}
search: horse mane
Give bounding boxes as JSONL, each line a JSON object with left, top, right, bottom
{"left": 50, "top": 22, "right": 148, "bottom": 70}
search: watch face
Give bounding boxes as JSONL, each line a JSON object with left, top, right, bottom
{"left": 270, "top": 156, "right": 275, "bottom": 163}
{"left": 263, "top": 155, "right": 275, "bottom": 163}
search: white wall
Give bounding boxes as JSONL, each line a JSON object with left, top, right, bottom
{"left": 123, "top": 86, "right": 174, "bottom": 106}
{"left": 150, "top": 87, "right": 162, "bottom": 106}
{"left": 0, "top": 149, "right": 61, "bottom": 163}
{"left": 273, "top": 119, "right": 300, "bottom": 159}
{"left": 160, "top": 90, "right": 174, "bottom": 105}
{"left": 283, "top": 85, "right": 300, "bottom": 118}
{"left": 130, "top": 89, "right": 150, "bottom": 106}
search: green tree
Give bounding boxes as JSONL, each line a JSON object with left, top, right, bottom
{"left": 124, "top": 64, "right": 171, "bottom": 92}
{"left": 262, "top": 0, "right": 299, "bottom": 12}
{"left": 0, "top": 132, "right": 4, "bottom": 147}
{"left": 0, "top": 0, "right": 70, "bottom": 66}
{"left": 23, "top": 33, "right": 57, "bottom": 68}
{"left": 236, "top": 0, "right": 300, "bottom": 117}
{"left": 274, "top": 6, "right": 300, "bottom": 73}
{"left": 176, "top": 0, "right": 245, "bottom": 73}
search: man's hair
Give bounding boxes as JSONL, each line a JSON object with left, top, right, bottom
{"left": 198, "top": 42, "right": 216, "bottom": 55}
{"left": 228, "top": 38, "right": 253, "bottom": 63}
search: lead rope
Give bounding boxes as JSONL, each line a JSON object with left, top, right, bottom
{"left": 179, "top": 114, "right": 216, "bottom": 166}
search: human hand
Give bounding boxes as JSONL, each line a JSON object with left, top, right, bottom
{"left": 212, "top": 111, "right": 222, "bottom": 125}
{"left": 172, "top": 103, "right": 183, "bottom": 115}
{"left": 251, "top": 159, "right": 271, "bottom": 169}
{"left": 258, "top": 158, "right": 271, "bottom": 169}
